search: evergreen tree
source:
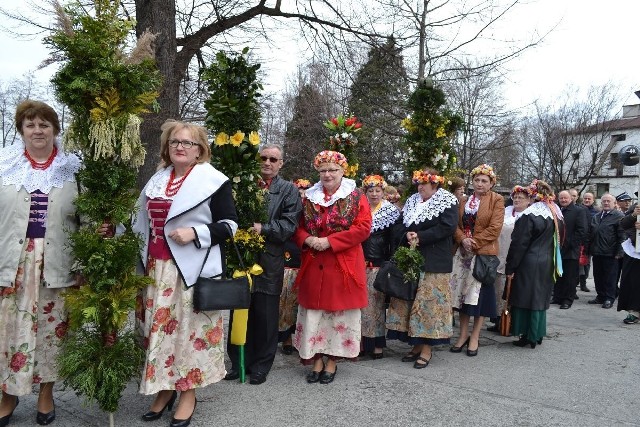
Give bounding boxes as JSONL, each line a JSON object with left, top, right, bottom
{"left": 348, "top": 37, "right": 409, "bottom": 181}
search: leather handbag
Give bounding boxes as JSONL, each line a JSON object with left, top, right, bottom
{"left": 499, "top": 276, "right": 513, "bottom": 337}
{"left": 373, "top": 260, "right": 418, "bottom": 301}
{"left": 193, "top": 231, "right": 251, "bottom": 311}
{"left": 578, "top": 245, "right": 588, "bottom": 266}
{"left": 472, "top": 254, "right": 500, "bottom": 285}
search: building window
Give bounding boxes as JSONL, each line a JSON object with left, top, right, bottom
{"left": 612, "top": 133, "right": 626, "bottom": 142}
{"left": 610, "top": 152, "right": 624, "bottom": 176}
{"left": 596, "top": 183, "right": 609, "bottom": 198}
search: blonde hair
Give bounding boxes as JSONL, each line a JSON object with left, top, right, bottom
{"left": 158, "top": 120, "right": 211, "bottom": 169}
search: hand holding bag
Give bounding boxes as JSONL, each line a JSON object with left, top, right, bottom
{"left": 472, "top": 254, "right": 500, "bottom": 285}
{"left": 499, "top": 275, "right": 513, "bottom": 337}
{"left": 193, "top": 229, "right": 252, "bottom": 311}
{"left": 373, "top": 260, "right": 418, "bottom": 301}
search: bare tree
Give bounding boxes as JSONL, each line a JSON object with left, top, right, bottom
{"left": 0, "top": 74, "right": 43, "bottom": 147}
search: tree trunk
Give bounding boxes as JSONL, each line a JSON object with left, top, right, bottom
{"left": 135, "top": 0, "right": 182, "bottom": 187}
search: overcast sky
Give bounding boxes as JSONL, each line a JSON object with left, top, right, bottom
{"left": 2, "top": 0, "right": 639, "bottom": 113}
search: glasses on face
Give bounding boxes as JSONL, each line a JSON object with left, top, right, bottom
{"left": 260, "top": 156, "right": 281, "bottom": 163}
{"left": 168, "top": 139, "right": 196, "bottom": 149}
{"left": 318, "top": 169, "right": 341, "bottom": 174}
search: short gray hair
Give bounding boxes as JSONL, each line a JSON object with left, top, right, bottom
{"left": 260, "top": 143, "right": 284, "bottom": 158}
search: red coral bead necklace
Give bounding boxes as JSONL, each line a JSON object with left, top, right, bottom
{"left": 165, "top": 165, "right": 194, "bottom": 197}
{"left": 24, "top": 146, "right": 58, "bottom": 170}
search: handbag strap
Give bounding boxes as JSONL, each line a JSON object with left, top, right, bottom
{"left": 504, "top": 275, "right": 512, "bottom": 307}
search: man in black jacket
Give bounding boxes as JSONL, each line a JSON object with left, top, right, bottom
{"left": 587, "top": 193, "right": 625, "bottom": 308}
{"left": 226, "top": 143, "right": 302, "bottom": 385}
{"left": 554, "top": 191, "right": 587, "bottom": 309}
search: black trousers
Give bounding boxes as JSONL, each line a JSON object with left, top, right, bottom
{"left": 227, "top": 292, "right": 280, "bottom": 375}
{"left": 555, "top": 259, "right": 579, "bottom": 304}
{"left": 592, "top": 255, "right": 619, "bottom": 303}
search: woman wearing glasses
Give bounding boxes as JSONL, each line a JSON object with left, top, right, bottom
{"left": 292, "top": 150, "right": 371, "bottom": 384}
{"left": 132, "top": 120, "right": 237, "bottom": 427}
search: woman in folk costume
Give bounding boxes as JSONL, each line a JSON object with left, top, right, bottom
{"left": 505, "top": 179, "right": 564, "bottom": 349}
{"left": 449, "top": 164, "right": 504, "bottom": 356}
{"left": 360, "top": 174, "right": 400, "bottom": 360}
{"left": 292, "top": 150, "right": 371, "bottom": 385}
{"left": 386, "top": 168, "right": 458, "bottom": 368}
{"left": 133, "top": 120, "right": 237, "bottom": 427}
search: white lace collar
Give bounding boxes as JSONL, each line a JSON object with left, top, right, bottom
{"left": 145, "top": 166, "right": 174, "bottom": 200}
{"left": 371, "top": 199, "right": 400, "bottom": 232}
{"left": 504, "top": 205, "right": 525, "bottom": 225}
{"left": 305, "top": 178, "right": 357, "bottom": 207}
{"left": 521, "top": 201, "right": 564, "bottom": 221}
{"left": 0, "top": 141, "right": 81, "bottom": 194}
{"left": 402, "top": 188, "right": 458, "bottom": 227}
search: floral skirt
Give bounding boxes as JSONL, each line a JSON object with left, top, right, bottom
{"left": 136, "top": 258, "right": 226, "bottom": 395}
{"left": 386, "top": 272, "right": 452, "bottom": 345}
{"left": 450, "top": 249, "right": 482, "bottom": 308}
{"left": 0, "top": 238, "right": 67, "bottom": 396}
{"left": 293, "top": 307, "right": 361, "bottom": 360}
{"left": 361, "top": 267, "right": 386, "bottom": 338}
{"left": 278, "top": 268, "right": 299, "bottom": 334}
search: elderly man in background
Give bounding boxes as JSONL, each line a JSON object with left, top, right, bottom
{"left": 578, "top": 192, "right": 600, "bottom": 292}
{"left": 225, "top": 143, "right": 302, "bottom": 385}
{"left": 586, "top": 194, "right": 625, "bottom": 309}
{"left": 553, "top": 190, "right": 587, "bottom": 309}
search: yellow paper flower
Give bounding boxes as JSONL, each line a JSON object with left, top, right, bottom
{"left": 435, "top": 126, "right": 446, "bottom": 138}
{"left": 230, "top": 131, "right": 245, "bottom": 147}
{"left": 215, "top": 132, "right": 229, "bottom": 146}
{"left": 248, "top": 131, "right": 260, "bottom": 146}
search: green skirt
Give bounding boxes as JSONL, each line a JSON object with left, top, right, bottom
{"left": 510, "top": 307, "right": 546, "bottom": 342}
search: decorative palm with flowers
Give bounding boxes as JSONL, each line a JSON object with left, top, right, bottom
{"left": 323, "top": 114, "right": 363, "bottom": 177}
{"left": 401, "top": 79, "right": 463, "bottom": 177}
{"left": 202, "top": 47, "right": 267, "bottom": 275}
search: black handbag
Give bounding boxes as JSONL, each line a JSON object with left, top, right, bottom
{"left": 373, "top": 260, "right": 418, "bottom": 301}
{"left": 193, "top": 231, "right": 251, "bottom": 311}
{"left": 472, "top": 254, "right": 500, "bottom": 285}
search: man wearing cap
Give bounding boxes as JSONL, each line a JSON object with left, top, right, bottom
{"left": 616, "top": 192, "right": 633, "bottom": 214}
{"left": 586, "top": 193, "right": 625, "bottom": 308}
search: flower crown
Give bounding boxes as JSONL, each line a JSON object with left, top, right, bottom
{"left": 510, "top": 185, "right": 531, "bottom": 199}
{"left": 313, "top": 150, "right": 348, "bottom": 170}
{"left": 528, "top": 179, "right": 555, "bottom": 202}
{"left": 294, "top": 178, "right": 311, "bottom": 189}
{"left": 470, "top": 164, "right": 496, "bottom": 182}
{"left": 412, "top": 170, "right": 445, "bottom": 185}
{"left": 362, "top": 175, "right": 387, "bottom": 189}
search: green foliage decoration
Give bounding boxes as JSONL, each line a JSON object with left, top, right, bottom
{"left": 202, "top": 47, "right": 267, "bottom": 275}
{"left": 392, "top": 244, "right": 425, "bottom": 283}
{"left": 46, "top": 0, "right": 161, "bottom": 415}
{"left": 401, "top": 79, "right": 463, "bottom": 177}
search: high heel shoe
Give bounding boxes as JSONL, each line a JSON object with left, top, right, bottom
{"left": 449, "top": 337, "right": 470, "bottom": 353}
{"left": 36, "top": 400, "right": 56, "bottom": 425}
{"left": 170, "top": 398, "right": 197, "bottom": 427}
{"left": 0, "top": 397, "right": 18, "bottom": 427}
{"left": 142, "top": 390, "right": 177, "bottom": 421}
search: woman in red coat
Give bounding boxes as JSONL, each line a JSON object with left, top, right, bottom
{"left": 292, "top": 150, "right": 372, "bottom": 385}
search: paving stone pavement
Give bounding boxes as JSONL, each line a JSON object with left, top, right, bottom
{"left": 5, "top": 279, "right": 640, "bottom": 426}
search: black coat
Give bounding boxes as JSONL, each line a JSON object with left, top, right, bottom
{"left": 362, "top": 226, "right": 395, "bottom": 267}
{"left": 587, "top": 209, "right": 625, "bottom": 258}
{"left": 254, "top": 175, "right": 303, "bottom": 295}
{"left": 559, "top": 202, "right": 587, "bottom": 260}
{"left": 506, "top": 209, "right": 561, "bottom": 311}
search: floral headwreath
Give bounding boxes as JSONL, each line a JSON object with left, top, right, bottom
{"left": 362, "top": 175, "right": 387, "bottom": 189}
{"left": 528, "top": 179, "right": 555, "bottom": 202}
{"left": 510, "top": 185, "right": 531, "bottom": 199}
{"left": 294, "top": 178, "right": 312, "bottom": 189}
{"left": 470, "top": 164, "right": 497, "bottom": 182}
{"left": 412, "top": 170, "right": 445, "bottom": 185}
{"left": 313, "top": 150, "right": 348, "bottom": 170}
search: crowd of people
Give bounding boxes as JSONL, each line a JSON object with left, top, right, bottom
{"left": 1, "top": 100, "right": 639, "bottom": 427}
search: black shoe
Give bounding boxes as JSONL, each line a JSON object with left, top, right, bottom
{"left": 413, "top": 355, "right": 431, "bottom": 369}
{"left": 306, "top": 369, "right": 323, "bottom": 383}
{"left": 580, "top": 285, "right": 591, "bottom": 292}
{"left": 0, "top": 397, "right": 18, "bottom": 427}
{"left": 588, "top": 298, "right": 603, "bottom": 305}
{"left": 282, "top": 344, "right": 294, "bottom": 355}
{"left": 550, "top": 299, "right": 561, "bottom": 305}
{"left": 450, "top": 337, "right": 470, "bottom": 353}
{"left": 466, "top": 346, "right": 478, "bottom": 357}
{"left": 223, "top": 370, "right": 239, "bottom": 381}
{"left": 602, "top": 301, "right": 613, "bottom": 309}
{"left": 142, "top": 391, "right": 177, "bottom": 421}
{"left": 249, "top": 372, "right": 267, "bottom": 385}
{"left": 36, "top": 404, "right": 56, "bottom": 425}
{"left": 573, "top": 295, "right": 579, "bottom": 300}
{"left": 169, "top": 398, "right": 196, "bottom": 427}
{"left": 319, "top": 366, "right": 337, "bottom": 384}
{"left": 623, "top": 314, "right": 639, "bottom": 324}
{"left": 559, "top": 303, "right": 571, "bottom": 309}
{"left": 371, "top": 352, "right": 384, "bottom": 360}
{"left": 401, "top": 352, "right": 420, "bottom": 362}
